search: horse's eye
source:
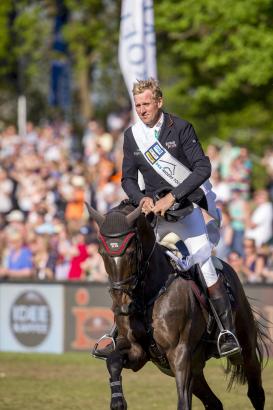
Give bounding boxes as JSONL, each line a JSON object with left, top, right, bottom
{"left": 126, "top": 249, "right": 135, "bottom": 258}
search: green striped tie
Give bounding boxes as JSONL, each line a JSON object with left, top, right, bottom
{"left": 154, "top": 129, "right": 159, "bottom": 140}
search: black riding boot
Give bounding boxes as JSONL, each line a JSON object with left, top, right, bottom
{"left": 92, "top": 323, "right": 118, "bottom": 360}
{"left": 208, "top": 279, "right": 241, "bottom": 357}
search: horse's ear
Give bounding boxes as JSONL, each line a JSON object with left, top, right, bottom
{"left": 126, "top": 198, "right": 145, "bottom": 226}
{"left": 85, "top": 202, "right": 105, "bottom": 226}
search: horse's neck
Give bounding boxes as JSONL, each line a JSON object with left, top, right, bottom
{"left": 136, "top": 216, "right": 172, "bottom": 299}
{"left": 144, "top": 244, "right": 172, "bottom": 298}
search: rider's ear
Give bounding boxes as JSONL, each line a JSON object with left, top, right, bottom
{"left": 157, "top": 97, "right": 163, "bottom": 108}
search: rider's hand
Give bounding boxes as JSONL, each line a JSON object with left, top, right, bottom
{"left": 152, "top": 193, "right": 176, "bottom": 217}
{"left": 141, "top": 197, "right": 154, "bottom": 215}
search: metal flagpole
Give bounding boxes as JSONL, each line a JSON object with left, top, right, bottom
{"left": 18, "top": 95, "right": 27, "bottom": 139}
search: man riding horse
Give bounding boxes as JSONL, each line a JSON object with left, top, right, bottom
{"left": 94, "top": 78, "right": 240, "bottom": 359}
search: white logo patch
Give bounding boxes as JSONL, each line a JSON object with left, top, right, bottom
{"left": 166, "top": 141, "right": 177, "bottom": 149}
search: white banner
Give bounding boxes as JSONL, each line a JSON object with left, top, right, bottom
{"left": 119, "top": 0, "right": 157, "bottom": 108}
{"left": 0, "top": 284, "right": 64, "bottom": 353}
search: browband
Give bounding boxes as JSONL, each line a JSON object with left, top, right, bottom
{"left": 99, "top": 232, "right": 136, "bottom": 256}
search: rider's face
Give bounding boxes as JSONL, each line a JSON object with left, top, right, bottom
{"left": 134, "top": 89, "right": 163, "bottom": 128}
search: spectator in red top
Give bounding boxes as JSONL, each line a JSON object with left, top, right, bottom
{"left": 67, "top": 229, "right": 89, "bottom": 280}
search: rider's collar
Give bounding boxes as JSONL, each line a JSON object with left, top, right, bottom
{"left": 145, "top": 112, "right": 164, "bottom": 135}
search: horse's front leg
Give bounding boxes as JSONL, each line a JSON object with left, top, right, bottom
{"left": 169, "top": 343, "right": 193, "bottom": 410}
{"left": 106, "top": 350, "right": 127, "bottom": 410}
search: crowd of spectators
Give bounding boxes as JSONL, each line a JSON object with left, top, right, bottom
{"left": 209, "top": 143, "right": 273, "bottom": 284}
{"left": 0, "top": 116, "right": 272, "bottom": 284}
{"left": 0, "top": 115, "right": 128, "bottom": 282}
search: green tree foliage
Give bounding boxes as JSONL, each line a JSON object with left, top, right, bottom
{"left": 0, "top": 0, "right": 51, "bottom": 123}
{"left": 0, "top": 0, "right": 273, "bottom": 159}
{"left": 0, "top": 1, "right": 13, "bottom": 79}
{"left": 0, "top": 0, "right": 125, "bottom": 125}
{"left": 155, "top": 0, "right": 273, "bottom": 154}
{"left": 63, "top": 0, "right": 126, "bottom": 123}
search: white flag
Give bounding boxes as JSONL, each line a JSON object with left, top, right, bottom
{"left": 119, "top": 0, "right": 157, "bottom": 109}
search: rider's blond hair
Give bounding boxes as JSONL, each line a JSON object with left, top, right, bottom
{"left": 132, "top": 78, "right": 163, "bottom": 101}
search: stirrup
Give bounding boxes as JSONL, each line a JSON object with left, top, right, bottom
{"left": 217, "top": 330, "right": 241, "bottom": 357}
{"left": 91, "top": 333, "right": 116, "bottom": 361}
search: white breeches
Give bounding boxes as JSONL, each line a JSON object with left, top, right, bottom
{"left": 156, "top": 207, "right": 219, "bottom": 287}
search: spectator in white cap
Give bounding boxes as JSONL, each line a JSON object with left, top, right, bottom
{"left": 6, "top": 210, "right": 26, "bottom": 236}
{"left": 0, "top": 167, "right": 14, "bottom": 215}
{"left": 6, "top": 209, "right": 24, "bottom": 222}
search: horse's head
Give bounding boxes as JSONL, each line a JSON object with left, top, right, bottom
{"left": 86, "top": 200, "right": 156, "bottom": 315}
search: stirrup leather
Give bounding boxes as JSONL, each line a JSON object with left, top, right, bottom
{"left": 217, "top": 330, "right": 241, "bottom": 357}
{"left": 91, "top": 333, "right": 116, "bottom": 361}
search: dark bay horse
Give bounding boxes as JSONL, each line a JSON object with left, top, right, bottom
{"left": 87, "top": 200, "right": 269, "bottom": 410}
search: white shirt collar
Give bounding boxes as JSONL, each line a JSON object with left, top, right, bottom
{"left": 144, "top": 112, "right": 164, "bottom": 133}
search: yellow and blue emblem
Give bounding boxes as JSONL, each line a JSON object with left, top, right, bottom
{"left": 145, "top": 143, "right": 165, "bottom": 164}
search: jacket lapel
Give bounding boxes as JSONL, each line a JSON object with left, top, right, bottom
{"left": 158, "top": 112, "right": 174, "bottom": 144}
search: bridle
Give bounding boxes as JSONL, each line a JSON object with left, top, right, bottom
{"left": 99, "top": 229, "right": 139, "bottom": 293}
{"left": 85, "top": 200, "right": 157, "bottom": 315}
{"left": 99, "top": 225, "right": 156, "bottom": 297}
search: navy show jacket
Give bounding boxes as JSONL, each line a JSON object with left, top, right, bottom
{"left": 121, "top": 112, "right": 211, "bottom": 205}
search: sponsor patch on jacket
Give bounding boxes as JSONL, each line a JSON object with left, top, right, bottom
{"left": 166, "top": 140, "right": 177, "bottom": 149}
{"left": 145, "top": 143, "right": 165, "bottom": 164}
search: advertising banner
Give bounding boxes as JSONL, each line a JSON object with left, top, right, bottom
{"left": 64, "top": 284, "right": 113, "bottom": 352}
{"left": 0, "top": 282, "right": 271, "bottom": 354}
{"left": 0, "top": 283, "right": 64, "bottom": 353}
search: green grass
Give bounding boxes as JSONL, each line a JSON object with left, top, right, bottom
{"left": 0, "top": 352, "right": 272, "bottom": 409}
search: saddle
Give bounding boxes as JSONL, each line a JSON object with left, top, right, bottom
{"left": 160, "top": 231, "right": 235, "bottom": 301}
{"left": 155, "top": 233, "right": 237, "bottom": 359}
